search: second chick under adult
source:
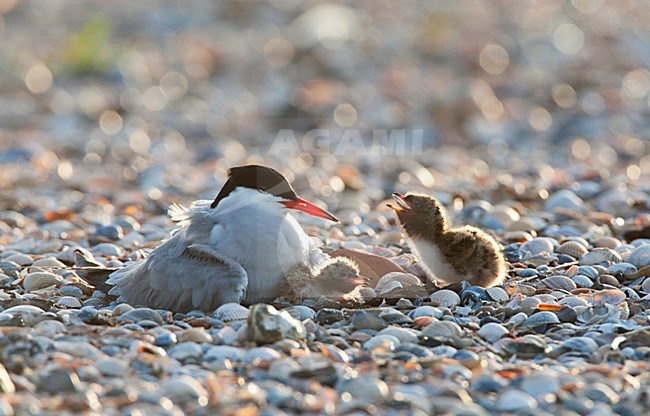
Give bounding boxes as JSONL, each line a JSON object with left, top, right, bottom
{"left": 283, "top": 257, "right": 366, "bottom": 300}
{"left": 389, "top": 193, "right": 506, "bottom": 288}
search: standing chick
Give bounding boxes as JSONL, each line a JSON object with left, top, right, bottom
{"left": 388, "top": 193, "right": 506, "bottom": 287}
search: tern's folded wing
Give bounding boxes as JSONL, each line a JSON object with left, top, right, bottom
{"left": 108, "top": 236, "right": 247, "bottom": 313}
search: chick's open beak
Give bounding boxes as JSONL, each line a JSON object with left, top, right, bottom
{"left": 388, "top": 193, "right": 411, "bottom": 212}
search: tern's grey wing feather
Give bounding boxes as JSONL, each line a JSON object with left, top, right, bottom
{"left": 108, "top": 234, "right": 247, "bottom": 313}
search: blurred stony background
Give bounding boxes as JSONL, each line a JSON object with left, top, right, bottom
{"left": 1, "top": 0, "right": 648, "bottom": 214}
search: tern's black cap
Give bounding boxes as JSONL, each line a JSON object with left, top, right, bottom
{"left": 211, "top": 165, "right": 298, "bottom": 208}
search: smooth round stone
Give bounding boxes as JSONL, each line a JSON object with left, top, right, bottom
{"left": 37, "top": 368, "right": 80, "bottom": 394}
{"left": 167, "top": 342, "right": 203, "bottom": 361}
{"left": 76, "top": 306, "right": 99, "bottom": 323}
{"left": 351, "top": 311, "right": 386, "bottom": 331}
{"left": 518, "top": 268, "right": 538, "bottom": 278}
{"left": 161, "top": 375, "right": 208, "bottom": 401}
{"left": 241, "top": 347, "right": 281, "bottom": 364}
{"left": 495, "top": 389, "right": 538, "bottom": 412}
{"left": 154, "top": 331, "right": 178, "bottom": 347}
{"left": 90, "top": 243, "right": 123, "bottom": 257}
{"left": 545, "top": 190, "right": 587, "bottom": 212}
{"left": 93, "top": 224, "right": 124, "bottom": 241}
{"left": 178, "top": 328, "right": 213, "bottom": 344}
{"left": 453, "top": 349, "right": 480, "bottom": 369}
{"left": 205, "top": 345, "right": 245, "bottom": 362}
{"left": 95, "top": 357, "right": 128, "bottom": 377}
{"left": 521, "top": 372, "right": 560, "bottom": 396}
{"left": 337, "top": 374, "right": 389, "bottom": 403}
{"left": 119, "top": 308, "right": 165, "bottom": 325}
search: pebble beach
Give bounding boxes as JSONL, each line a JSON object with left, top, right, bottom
{"left": 1, "top": 1, "right": 650, "bottom": 415}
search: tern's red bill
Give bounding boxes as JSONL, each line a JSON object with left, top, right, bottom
{"left": 282, "top": 197, "right": 339, "bottom": 222}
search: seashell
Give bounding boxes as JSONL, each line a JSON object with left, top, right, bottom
{"left": 55, "top": 296, "right": 82, "bottom": 309}
{"left": 478, "top": 322, "right": 508, "bottom": 343}
{"left": 358, "top": 287, "right": 376, "bottom": 298}
{"left": 642, "top": 277, "right": 650, "bottom": 294}
{"left": 0, "top": 261, "right": 21, "bottom": 280}
{"left": 577, "top": 304, "right": 618, "bottom": 324}
{"left": 597, "top": 273, "right": 620, "bottom": 287}
{"left": 58, "top": 285, "right": 84, "bottom": 298}
{"left": 118, "top": 307, "right": 165, "bottom": 325}
{"left": 545, "top": 190, "right": 587, "bottom": 212}
{"left": 23, "top": 272, "right": 64, "bottom": 291}
{"left": 4, "top": 253, "right": 33, "bottom": 266}
{"left": 556, "top": 241, "right": 588, "bottom": 258}
{"left": 429, "top": 289, "right": 461, "bottom": 307}
{"left": 589, "top": 289, "right": 626, "bottom": 306}
{"left": 577, "top": 265, "right": 600, "bottom": 279}
{"left": 422, "top": 321, "right": 463, "bottom": 341}
{"left": 520, "top": 372, "right": 561, "bottom": 397}
{"left": 579, "top": 248, "right": 622, "bottom": 266}
{"left": 375, "top": 272, "right": 422, "bottom": 292}
{"left": 282, "top": 305, "right": 315, "bottom": 321}
{"left": 351, "top": 310, "right": 387, "bottom": 331}
{"left": 522, "top": 311, "right": 560, "bottom": 328}
{"left": 317, "top": 343, "right": 349, "bottom": 363}
{"left": 31, "top": 257, "right": 67, "bottom": 269}
{"left": 460, "top": 286, "right": 488, "bottom": 306}
{"left": 596, "top": 191, "right": 634, "bottom": 217}
{"left": 606, "top": 263, "right": 637, "bottom": 277}
{"left": 541, "top": 275, "right": 577, "bottom": 291}
{"left": 520, "top": 238, "right": 555, "bottom": 256}
{"left": 571, "top": 275, "right": 594, "bottom": 288}
{"left": 627, "top": 245, "right": 650, "bottom": 269}
{"left": 592, "top": 236, "right": 622, "bottom": 250}
{"left": 506, "top": 312, "right": 528, "bottom": 327}
{"left": 82, "top": 298, "right": 105, "bottom": 308}
{"left": 502, "top": 335, "right": 549, "bottom": 358}
{"left": 486, "top": 286, "right": 509, "bottom": 302}
{"left": 408, "top": 306, "right": 443, "bottom": 319}
{"left": 379, "top": 308, "right": 413, "bottom": 325}
{"left": 214, "top": 303, "right": 249, "bottom": 322}
{"left": 558, "top": 296, "right": 589, "bottom": 307}
{"left": 378, "top": 281, "right": 403, "bottom": 295}
{"left": 363, "top": 334, "right": 401, "bottom": 353}
{"left": 377, "top": 327, "right": 419, "bottom": 344}
{"left": 559, "top": 336, "right": 599, "bottom": 353}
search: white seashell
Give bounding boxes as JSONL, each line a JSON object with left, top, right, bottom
{"left": 571, "top": 275, "right": 593, "bottom": 288}
{"left": 377, "top": 327, "right": 420, "bottom": 344}
{"left": 556, "top": 241, "right": 588, "bottom": 258}
{"left": 542, "top": 275, "right": 577, "bottom": 291}
{"left": 520, "top": 238, "right": 555, "bottom": 256}
{"left": 408, "top": 306, "right": 443, "bottom": 319}
{"left": 522, "top": 311, "right": 560, "bottom": 328}
{"left": 429, "top": 289, "right": 460, "bottom": 307}
{"left": 23, "top": 272, "right": 64, "bottom": 291}
{"left": 214, "top": 302, "right": 249, "bottom": 322}
{"left": 375, "top": 272, "right": 422, "bottom": 292}
{"left": 627, "top": 245, "right": 650, "bottom": 268}
{"left": 422, "top": 321, "right": 463, "bottom": 340}
{"left": 358, "top": 287, "right": 377, "bottom": 298}
{"left": 478, "top": 322, "right": 508, "bottom": 343}
{"left": 486, "top": 287, "right": 509, "bottom": 302}
{"left": 378, "top": 281, "right": 403, "bottom": 295}
{"left": 579, "top": 248, "right": 622, "bottom": 266}
{"left": 363, "top": 334, "right": 401, "bottom": 352}
{"left": 55, "top": 296, "right": 82, "bottom": 308}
